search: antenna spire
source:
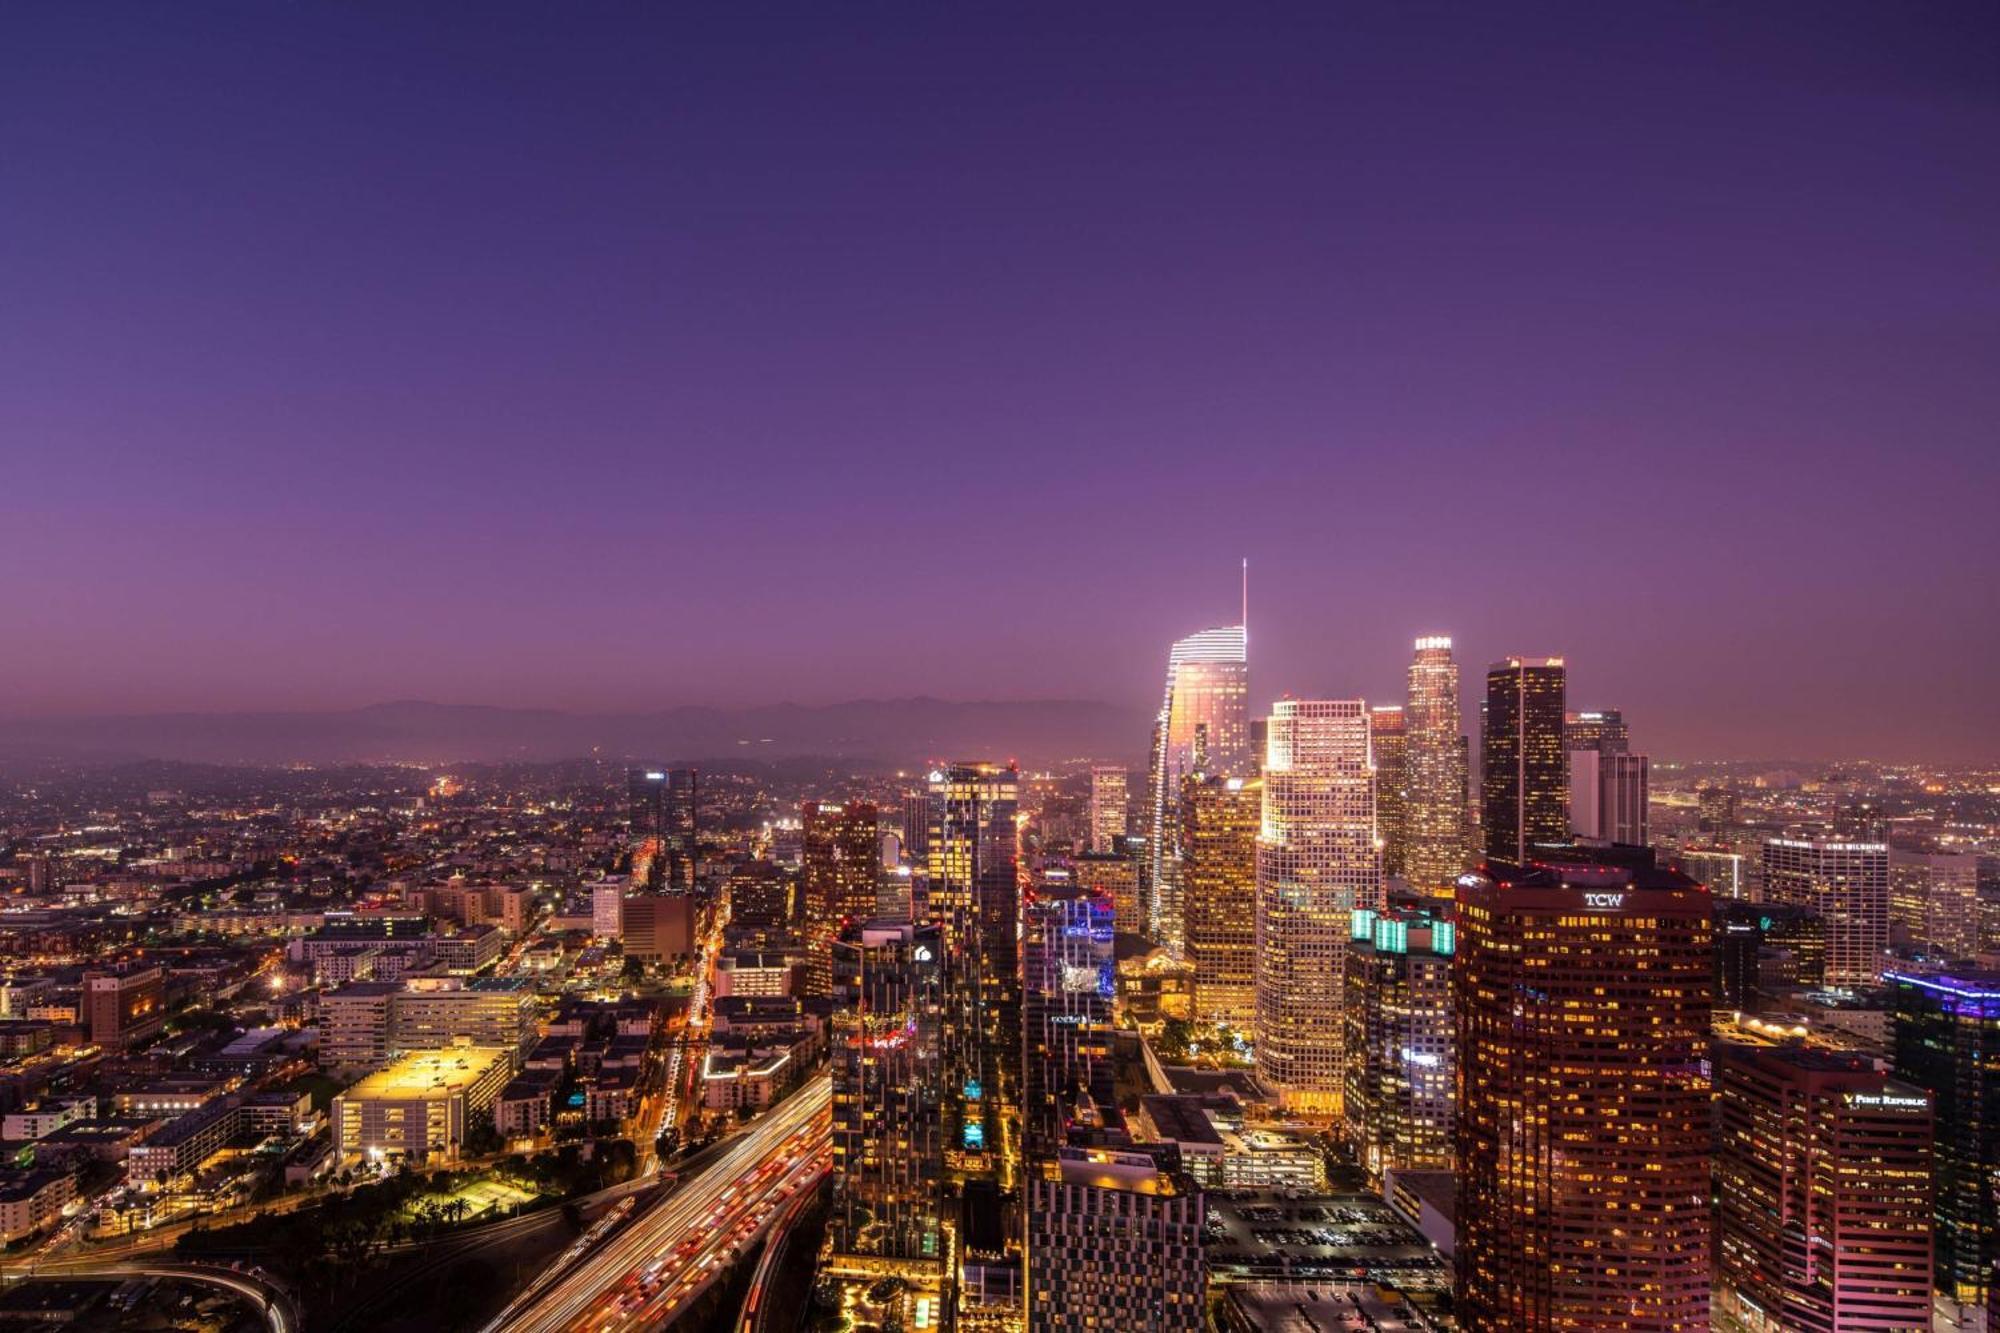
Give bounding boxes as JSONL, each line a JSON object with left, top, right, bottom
{"left": 1240, "top": 557, "right": 1248, "bottom": 636}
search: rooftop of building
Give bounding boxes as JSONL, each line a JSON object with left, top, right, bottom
{"left": 1139, "top": 1094, "right": 1224, "bottom": 1147}
{"left": 1042, "top": 1145, "right": 1185, "bottom": 1196}
{"left": 1222, "top": 1282, "right": 1430, "bottom": 1333}
{"left": 1885, "top": 970, "right": 2000, "bottom": 1000}
{"left": 1466, "top": 844, "right": 1699, "bottom": 893}
{"left": 33, "top": 1117, "right": 158, "bottom": 1144}
{"left": 1206, "top": 1192, "right": 1445, "bottom": 1286}
{"left": 340, "top": 1047, "right": 510, "bottom": 1100}
{"left": 0, "top": 1170, "right": 70, "bottom": 1201}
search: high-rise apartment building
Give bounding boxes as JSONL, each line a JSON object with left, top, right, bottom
{"left": 1254, "top": 699, "right": 1381, "bottom": 1113}
{"left": 1086, "top": 766, "right": 1128, "bottom": 854}
{"left": 1021, "top": 883, "right": 1115, "bottom": 1157}
{"left": 1180, "top": 774, "right": 1260, "bottom": 1029}
{"left": 1570, "top": 749, "right": 1649, "bottom": 845}
{"left": 801, "top": 800, "right": 881, "bottom": 999}
{"left": 1480, "top": 657, "right": 1568, "bottom": 866}
{"left": 829, "top": 920, "right": 945, "bottom": 1269}
{"left": 1888, "top": 970, "right": 2000, "bottom": 1321}
{"left": 1026, "top": 1146, "right": 1206, "bottom": 1333}
{"left": 1146, "top": 625, "right": 1249, "bottom": 952}
{"left": 1342, "top": 907, "right": 1454, "bottom": 1180}
{"left": 923, "top": 762, "right": 1021, "bottom": 1173}
{"left": 1402, "top": 637, "right": 1468, "bottom": 892}
{"left": 1454, "top": 847, "right": 1712, "bottom": 1332}
{"left": 1763, "top": 839, "right": 1890, "bottom": 988}
{"left": 1714, "top": 1040, "right": 1933, "bottom": 1333}
{"left": 1369, "top": 705, "right": 1407, "bottom": 878}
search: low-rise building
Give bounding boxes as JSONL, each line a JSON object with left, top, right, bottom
{"left": 0, "top": 1171, "right": 74, "bottom": 1244}
{"left": 494, "top": 1070, "right": 560, "bottom": 1137}
{"left": 701, "top": 1041, "right": 804, "bottom": 1113}
{"left": 2, "top": 1097, "right": 97, "bottom": 1142}
{"left": 330, "top": 1047, "right": 510, "bottom": 1162}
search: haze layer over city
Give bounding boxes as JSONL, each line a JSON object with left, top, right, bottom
{"left": 2, "top": 4, "right": 1997, "bottom": 1333}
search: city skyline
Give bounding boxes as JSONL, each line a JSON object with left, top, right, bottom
{"left": 5, "top": 3, "right": 1999, "bottom": 763}
{"left": 6, "top": 4, "right": 2000, "bottom": 1332}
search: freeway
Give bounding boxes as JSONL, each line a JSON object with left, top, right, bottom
{"left": 491, "top": 1071, "right": 830, "bottom": 1333}
{"left": 738, "top": 1178, "right": 820, "bottom": 1333}
{"left": 1, "top": 1262, "right": 298, "bottom": 1333}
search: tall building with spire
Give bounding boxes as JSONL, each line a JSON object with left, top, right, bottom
{"left": 1145, "top": 624, "right": 1249, "bottom": 953}
{"left": 1402, "top": 637, "right": 1467, "bottom": 892}
{"left": 1253, "top": 699, "right": 1381, "bottom": 1113}
{"left": 1480, "top": 657, "right": 1568, "bottom": 866}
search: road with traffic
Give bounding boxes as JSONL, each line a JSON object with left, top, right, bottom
{"left": 490, "top": 1070, "right": 830, "bottom": 1333}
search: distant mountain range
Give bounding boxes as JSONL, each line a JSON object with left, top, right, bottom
{"left": 0, "top": 698, "right": 1152, "bottom": 769}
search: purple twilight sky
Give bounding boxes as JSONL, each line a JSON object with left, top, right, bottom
{"left": 3, "top": 2, "right": 1998, "bottom": 762}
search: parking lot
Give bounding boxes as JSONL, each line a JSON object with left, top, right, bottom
{"left": 1205, "top": 1192, "right": 1448, "bottom": 1288}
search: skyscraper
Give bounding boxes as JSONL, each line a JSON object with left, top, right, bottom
{"left": 1254, "top": 699, "right": 1381, "bottom": 1113}
{"left": 1480, "top": 657, "right": 1568, "bottom": 866}
{"left": 635, "top": 767, "right": 699, "bottom": 890}
{"left": 1894, "top": 850, "right": 1983, "bottom": 961}
{"left": 1763, "top": 838, "right": 1890, "bottom": 989}
{"left": 627, "top": 767, "right": 669, "bottom": 835}
{"left": 1562, "top": 708, "right": 1629, "bottom": 754}
{"left": 829, "top": 919, "right": 945, "bottom": 1268}
{"left": 1679, "top": 846, "right": 1747, "bottom": 900}
{"left": 1454, "top": 846, "right": 1712, "bottom": 1332}
{"left": 923, "top": 762, "right": 1021, "bottom": 1175}
{"left": 1402, "top": 637, "right": 1468, "bottom": 892}
{"left": 1146, "top": 625, "right": 1249, "bottom": 953}
{"left": 1698, "top": 783, "right": 1738, "bottom": 833}
{"left": 1086, "top": 765, "right": 1128, "bottom": 854}
{"left": 1713, "top": 899, "right": 1826, "bottom": 1006}
{"left": 1570, "top": 749, "right": 1650, "bottom": 845}
{"left": 801, "top": 800, "right": 881, "bottom": 999}
{"left": 1343, "top": 907, "right": 1454, "bottom": 1181}
{"left": 1072, "top": 850, "right": 1142, "bottom": 937}
{"left": 1179, "top": 773, "right": 1260, "bottom": 1029}
{"left": 1026, "top": 1147, "right": 1206, "bottom": 1333}
{"left": 901, "top": 792, "right": 931, "bottom": 861}
{"left": 1020, "top": 882, "right": 1115, "bottom": 1157}
{"left": 1714, "top": 1039, "right": 1933, "bottom": 1333}
{"left": 1369, "top": 705, "right": 1407, "bottom": 878}
{"left": 1888, "top": 970, "right": 2000, "bottom": 1322}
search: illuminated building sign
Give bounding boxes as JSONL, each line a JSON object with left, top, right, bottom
{"left": 1846, "top": 1092, "right": 1927, "bottom": 1111}
{"left": 1583, "top": 892, "right": 1626, "bottom": 910}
